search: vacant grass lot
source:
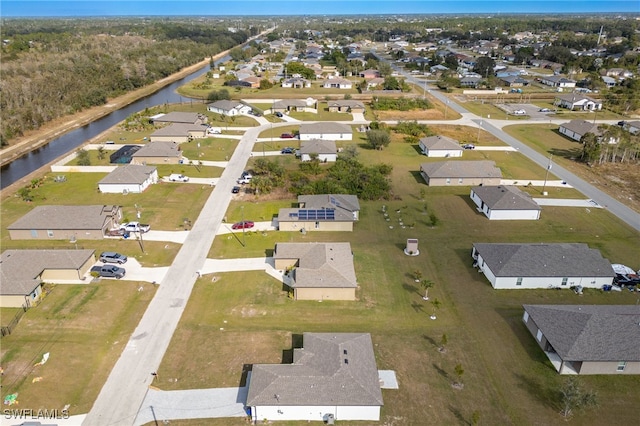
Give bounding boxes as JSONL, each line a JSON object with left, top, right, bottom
{"left": 0, "top": 281, "right": 156, "bottom": 415}
{"left": 159, "top": 132, "right": 640, "bottom": 425}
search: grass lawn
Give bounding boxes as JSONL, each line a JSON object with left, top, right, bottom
{"left": 0, "top": 281, "right": 156, "bottom": 415}
{"left": 168, "top": 138, "right": 238, "bottom": 162}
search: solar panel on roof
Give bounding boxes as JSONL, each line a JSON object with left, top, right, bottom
{"left": 296, "top": 209, "right": 336, "bottom": 221}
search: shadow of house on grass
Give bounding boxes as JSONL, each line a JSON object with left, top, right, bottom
{"left": 494, "top": 307, "right": 554, "bottom": 367}
{"left": 281, "top": 333, "right": 304, "bottom": 364}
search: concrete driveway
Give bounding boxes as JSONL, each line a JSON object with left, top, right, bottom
{"left": 90, "top": 258, "right": 169, "bottom": 284}
{"left": 532, "top": 198, "right": 603, "bottom": 208}
{"left": 216, "top": 220, "right": 277, "bottom": 235}
{"left": 201, "top": 257, "right": 275, "bottom": 274}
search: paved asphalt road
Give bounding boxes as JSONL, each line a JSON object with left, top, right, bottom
{"left": 84, "top": 126, "right": 262, "bottom": 425}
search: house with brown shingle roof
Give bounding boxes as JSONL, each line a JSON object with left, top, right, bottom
{"left": 8, "top": 205, "right": 122, "bottom": 240}
{"left": 273, "top": 242, "right": 357, "bottom": 301}
{"left": 0, "top": 250, "right": 96, "bottom": 307}
{"left": 420, "top": 160, "right": 502, "bottom": 186}
{"left": 246, "top": 332, "right": 383, "bottom": 422}
{"left": 470, "top": 185, "right": 541, "bottom": 220}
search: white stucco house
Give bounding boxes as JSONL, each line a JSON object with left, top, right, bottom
{"left": 539, "top": 75, "right": 576, "bottom": 89}
{"left": 419, "top": 135, "right": 463, "bottom": 157}
{"left": 98, "top": 165, "right": 158, "bottom": 194}
{"left": 470, "top": 185, "right": 541, "bottom": 220}
{"left": 321, "top": 78, "right": 353, "bottom": 89}
{"left": 246, "top": 332, "right": 384, "bottom": 422}
{"left": 471, "top": 243, "right": 615, "bottom": 290}
{"left": 207, "top": 100, "right": 252, "bottom": 116}
{"left": 299, "top": 139, "right": 337, "bottom": 162}
{"left": 554, "top": 94, "right": 602, "bottom": 111}
{"left": 299, "top": 122, "right": 352, "bottom": 141}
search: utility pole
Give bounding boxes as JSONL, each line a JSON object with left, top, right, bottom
{"left": 542, "top": 154, "right": 553, "bottom": 195}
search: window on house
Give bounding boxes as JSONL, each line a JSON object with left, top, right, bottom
{"left": 47, "top": 230, "right": 54, "bottom": 238}
{"left": 458, "top": 178, "right": 463, "bottom": 184}
{"left": 523, "top": 311, "right": 529, "bottom": 322}
{"left": 516, "top": 277, "right": 523, "bottom": 286}
{"left": 536, "top": 329, "right": 543, "bottom": 342}
{"left": 617, "top": 361, "right": 626, "bottom": 372}
{"left": 446, "top": 178, "right": 451, "bottom": 185}
{"left": 561, "top": 277, "right": 568, "bottom": 286}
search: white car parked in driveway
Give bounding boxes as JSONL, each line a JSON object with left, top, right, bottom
{"left": 169, "top": 174, "right": 189, "bottom": 182}
{"left": 513, "top": 109, "right": 527, "bottom": 115}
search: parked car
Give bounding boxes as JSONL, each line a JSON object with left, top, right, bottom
{"left": 462, "top": 144, "right": 475, "bottom": 150}
{"left": 281, "top": 147, "right": 294, "bottom": 154}
{"left": 275, "top": 112, "right": 284, "bottom": 118}
{"left": 120, "top": 222, "right": 150, "bottom": 233}
{"left": 231, "top": 221, "right": 254, "bottom": 230}
{"left": 232, "top": 186, "right": 241, "bottom": 194}
{"left": 237, "top": 177, "right": 251, "bottom": 185}
{"left": 281, "top": 133, "right": 295, "bottom": 139}
{"left": 241, "top": 171, "right": 253, "bottom": 179}
{"left": 91, "top": 265, "right": 126, "bottom": 279}
{"left": 538, "top": 108, "right": 551, "bottom": 112}
{"left": 513, "top": 109, "right": 526, "bottom": 115}
{"left": 617, "top": 120, "right": 626, "bottom": 127}
{"left": 99, "top": 251, "right": 128, "bottom": 264}
{"left": 169, "top": 174, "right": 189, "bottom": 182}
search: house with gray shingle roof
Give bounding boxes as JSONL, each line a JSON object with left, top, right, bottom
{"left": 540, "top": 75, "right": 576, "bottom": 89}
{"left": 8, "top": 205, "right": 122, "bottom": 240}
{"left": 321, "top": 78, "right": 353, "bottom": 89}
{"left": 471, "top": 243, "right": 615, "bottom": 289}
{"left": 131, "top": 141, "right": 182, "bottom": 165}
{"left": 299, "top": 139, "right": 337, "bottom": 162}
{"left": 470, "top": 185, "right": 541, "bottom": 220}
{"left": 149, "top": 123, "right": 207, "bottom": 143}
{"left": 419, "top": 135, "right": 463, "bottom": 157}
{"left": 246, "top": 332, "right": 384, "bottom": 422}
{"left": 420, "top": 160, "right": 502, "bottom": 186}
{"left": 558, "top": 120, "right": 618, "bottom": 144}
{"left": 522, "top": 305, "right": 640, "bottom": 374}
{"left": 327, "top": 100, "right": 365, "bottom": 114}
{"left": 299, "top": 122, "right": 352, "bottom": 141}
{"left": 554, "top": 94, "right": 602, "bottom": 111}
{"left": 278, "top": 194, "right": 360, "bottom": 232}
{"left": 150, "top": 111, "right": 206, "bottom": 126}
{"left": 0, "top": 250, "right": 96, "bottom": 307}
{"left": 98, "top": 165, "right": 158, "bottom": 194}
{"left": 273, "top": 242, "right": 357, "bottom": 300}
{"left": 207, "top": 99, "right": 252, "bottom": 116}
{"left": 272, "top": 99, "right": 316, "bottom": 114}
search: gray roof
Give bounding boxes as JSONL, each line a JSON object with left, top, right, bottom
{"left": 327, "top": 100, "right": 365, "bottom": 109}
{"left": 277, "top": 207, "right": 353, "bottom": 223}
{"left": 273, "top": 99, "right": 308, "bottom": 109}
{"left": 421, "top": 160, "right": 502, "bottom": 178}
{"left": 300, "top": 122, "right": 352, "bottom": 135}
{"left": 543, "top": 75, "right": 576, "bottom": 84}
{"left": 132, "top": 141, "right": 181, "bottom": 158}
{"left": 1, "top": 249, "right": 95, "bottom": 296}
{"left": 246, "top": 332, "right": 383, "bottom": 407}
{"left": 150, "top": 123, "right": 204, "bottom": 137}
{"left": 559, "top": 120, "right": 601, "bottom": 137}
{"left": 151, "top": 112, "right": 201, "bottom": 124}
{"left": 8, "top": 205, "right": 120, "bottom": 231}
{"left": 556, "top": 94, "right": 599, "bottom": 104}
{"left": 471, "top": 185, "right": 540, "bottom": 211}
{"left": 207, "top": 99, "right": 245, "bottom": 111}
{"left": 472, "top": 243, "right": 615, "bottom": 278}
{"left": 300, "top": 139, "right": 337, "bottom": 155}
{"left": 419, "top": 135, "right": 463, "bottom": 151}
{"left": 99, "top": 165, "right": 156, "bottom": 185}
{"left": 523, "top": 305, "right": 640, "bottom": 361}
{"left": 298, "top": 194, "right": 360, "bottom": 212}
{"left": 274, "top": 242, "right": 357, "bottom": 289}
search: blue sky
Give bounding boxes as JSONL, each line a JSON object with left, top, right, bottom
{"left": 2, "top": 1, "right": 638, "bottom": 17}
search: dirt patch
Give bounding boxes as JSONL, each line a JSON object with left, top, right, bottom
{"left": 374, "top": 109, "right": 446, "bottom": 121}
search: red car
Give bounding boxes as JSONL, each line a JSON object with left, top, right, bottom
{"left": 231, "top": 221, "right": 255, "bottom": 230}
{"left": 280, "top": 133, "right": 294, "bottom": 139}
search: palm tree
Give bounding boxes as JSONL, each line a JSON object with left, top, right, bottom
{"left": 421, "top": 279, "right": 435, "bottom": 300}
{"left": 430, "top": 298, "right": 441, "bottom": 320}
{"left": 413, "top": 269, "right": 422, "bottom": 282}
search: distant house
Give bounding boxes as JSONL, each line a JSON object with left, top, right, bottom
{"left": 149, "top": 123, "right": 207, "bottom": 143}
{"left": 241, "top": 76, "right": 261, "bottom": 88}
{"left": 522, "top": 305, "right": 640, "bottom": 374}
{"left": 272, "top": 99, "right": 316, "bottom": 113}
{"left": 8, "top": 205, "right": 122, "bottom": 240}
{"left": 98, "top": 165, "right": 158, "bottom": 194}
{"left": 601, "top": 76, "right": 617, "bottom": 88}
{"left": 558, "top": 120, "right": 617, "bottom": 144}
{"left": 131, "top": 141, "right": 182, "bottom": 165}
{"left": 278, "top": 194, "right": 360, "bottom": 232}
{"left": 281, "top": 77, "right": 311, "bottom": 89}
{"left": 499, "top": 75, "right": 529, "bottom": 87}
{"left": 623, "top": 120, "right": 640, "bottom": 135}
{"left": 149, "top": 112, "right": 206, "bottom": 126}
{"left": 207, "top": 100, "right": 252, "bottom": 116}
{"left": 459, "top": 76, "right": 482, "bottom": 88}
{"left": 321, "top": 78, "right": 353, "bottom": 89}
{"left": 359, "top": 69, "right": 381, "bottom": 79}
{"left": 299, "top": 122, "right": 352, "bottom": 141}
{"left": 554, "top": 94, "right": 602, "bottom": 111}
{"left": 273, "top": 242, "right": 357, "bottom": 301}
{"left": 327, "top": 100, "right": 365, "bottom": 114}
{"left": 418, "top": 136, "right": 463, "bottom": 157}
{"left": 366, "top": 77, "right": 385, "bottom": 90}
{"left": 470, "top": 185, "right": 541, "bottom": 220}
{"left": 246, "top": 332, "right": 383, "bottom": 422}
{"left": 420, "top": 161, "right": 502, "bottom": 186}
{"left": 299, "top": 139, "right": 337, "bottom": 162}
{"left": 471, "top": 243, "right": 615, "bottom": 290}
{"left": 539, "top": 75, "right": 576, "bottom": 89}
{"left": 0, "top": 250, "right": 96, "bottom": 308}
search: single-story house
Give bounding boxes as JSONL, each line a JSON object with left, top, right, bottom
{"left": 321, "top": 78, "right": 353, "bottom": 89}
{"left": 558, "top": 120, "right": 617, "bottom": 144}
{"left": 281, "top": 77, "right": 311, "bottom": 89}
{"left": 274, "top": 242, "right": 358, "bottom": 301}
{"left": 0, "top": 249, "right": 96, "bottom": 308}
{"left": 299, "top": 139, "right": 337, "bottom": 162}
{"left": 327, "top": 100, "right": 365, "bottom": 114}
{"left": 420, "top": 160, "right": 502, "bottom": 186}
{"left": 8, "top": 205, "right": 122, "bottom": 240}
{"left": 419, "top": 135, "right": 463, "bottom": 157}
{"left": 149, "top": 112, "right": 206, "bottom": 126}
{"left": 131, "top": 141, "right": 182, "bottom": 165}
{"left": 98, "top": 165, "right": 158, "bottom": 194}
{"left": 149, "top": 123, "right": 207, "bottom": 143}
{"left": 471, "top": 243, "right": 615, "bottom": 290}
{"left": 207, "top": 100, "right": 252, "bottom": 116}
{"left": 522, "top": 304, "right": 640, "bottom": 375}
{"left": 601, "top": 76, "right": 617, "bottom": 88}
{"left": 360, "top": 69, "right": 381, "bottom": 79}
{"left": 366, "top": 77, "right": 385, "bottom": 90}
{"left": 299, "top": 122, "right": 352, "bottom": 141}
{"left": 241, "top": 76, "right": 261, "bottom": 88}
{"left": 554, "top": 94, "right": 602, "bottom": 111}
{"left": 500, "top": 75, "right": 530, "bottom": 87}
{"left": 459, "top": 76, "right": 482, "bottom": 88}
{"left": 272, "top": 99, "right": 316, "bottom": 113}
{"left": 278, "top": 194, "right": 360, "bottom": 232}
{"left": 246, "top": 332, "right": 383, "bottom": 422}
{"left": 470, "top": 185, "right": 541, "bottom": 220}
{"left": 622, "top": 120, "right": 640, "bottom": 135}
{"left": 540, "top": 75, "right": 576, "bottom": 89}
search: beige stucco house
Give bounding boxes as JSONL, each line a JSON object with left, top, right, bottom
{"left": 274, "top": 242, "right": 357, "bottom": 301}
{"left": 0, "top": 249, "right": 96, "bottom": 308}
{"left": 278, "top": 194, "right": 360, "bottom": 232}
{"left": 131, "top": 141, "right": 182, "bottom": 165}
{"left": 8, "top": 205, "right": 122, "bottom": 240}
{"left": 149, "top": 123, "right": 207, "bottom": 143}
